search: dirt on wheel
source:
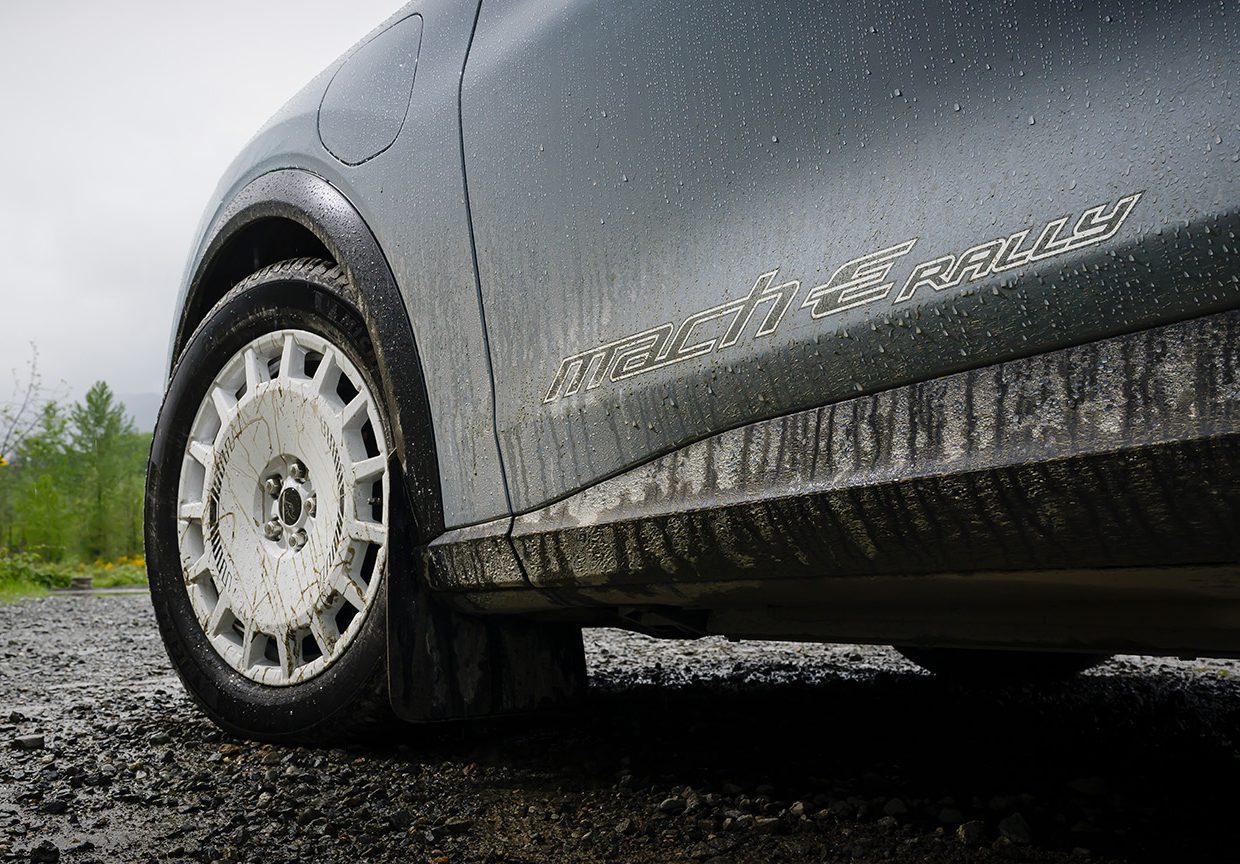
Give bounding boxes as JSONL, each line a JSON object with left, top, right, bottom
{"left": 2, "top": 593, "right": 1240, "bottom": 864}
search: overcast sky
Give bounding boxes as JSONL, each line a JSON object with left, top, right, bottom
{"left": 0, "top": 1, "right": 401, "bottom": 408}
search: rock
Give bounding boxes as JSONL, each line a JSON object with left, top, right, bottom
{"left": 788, "top": 800, "right": 810, "bottom": 817}
{"left": 424, "top": 818, "right": 466, "bottom": 837}
{"left": 683, "top": 788, "right": 702, "bottom": 813}
{"left": 988, "top": 793, "right": 1018, "bottom": 813}
{"left": 12, "top": 734, "right": 44, "bottom": 751}
{"left": 149, "top": 732, "right": 171, "bottom": 746}
{"left": 882, "top": 797, "right": 909, "bottom": 818}
{"left": 956, "top": 820, "right": 986, "bottom": 846}
{"left": 753, "top": 816, "right": 782, "bottom": 834}
{"left": 998, "top": 812, "right": 1032, "bottom": 845}
{"left": 938, "top": 807, "right": 964, "bottom": 824}
{"left": 615, "top": 817, "right": 634, "bottom": 835}
{"left": 658, "top": 797, "right": 687, "bottom": 815}
{"left": 826, "top": 799, "right": 854, "bottom": 819}
{"left": 441, "top": 818, "right": 472, "bottom": 836}
{"left": 29, "top": 840, "right": 60, "bottom": 863}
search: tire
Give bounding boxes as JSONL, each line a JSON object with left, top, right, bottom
{"left": 146, "top": 258, "right": 400, "bottom": 744}
{"left": 895, "top": 647, "right": 1110, "bottom": 681}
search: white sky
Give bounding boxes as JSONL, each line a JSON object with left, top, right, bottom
{"left": 0, "top": 1, "right": 402, "bottom": 403}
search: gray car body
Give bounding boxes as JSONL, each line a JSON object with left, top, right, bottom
{"left": 170, "top": 0, "right": 1240, "bottom": 655}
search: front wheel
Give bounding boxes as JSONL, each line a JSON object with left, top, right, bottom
{"left": 146, "top": 258, "right": 397, "bottom": 744}
{"left": 896, "top": 647, "right": 1111, "bottom": 681}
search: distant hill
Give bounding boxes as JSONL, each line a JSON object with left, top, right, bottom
{"left": 118, "top": 393, "right": 162, "bottom": 433}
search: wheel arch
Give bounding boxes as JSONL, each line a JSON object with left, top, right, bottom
{"left": 172, "top": 169, "right": 444, "bottom": 542}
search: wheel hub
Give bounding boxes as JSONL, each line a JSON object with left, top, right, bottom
{"left": 262, "top": 459, "right": 316, "bottom": 550}
{"left": 278, "top": 485, "right": 303, "bottom": 527}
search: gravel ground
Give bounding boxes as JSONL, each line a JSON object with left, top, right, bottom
{"left": 3, "top": 594, "right": 1240, "bottom": 864}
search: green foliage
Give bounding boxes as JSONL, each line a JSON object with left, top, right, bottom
{"left": 0, "top": 547, "right": 57, "bottom": 602}
{"left": 69, "top": 382, "right": 145, "bottom": 559}
{"left": 0, "top": 549, "right": 147, "bottom": 602}
{"left": 86, "top": 558, "right": 148, "bottom": 588}
{"left": 0, "top": 547, "right": 58, "bottom": 586}
{"left": 0, "top": 380, "right": 150, "bottom": 576}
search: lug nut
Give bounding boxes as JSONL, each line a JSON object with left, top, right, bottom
{"left": 263, "top": 475, "right": 282, "bottom": 498}
{"left": 304, "top": 496, "right": 317, "bottom": 517}
{"left": 289, "top": 460, "right": 308, "bottom": 482}
{"left": 289, "top": 529, "right": 308, "bottom": 550}
{"left": 262, "top": 519, "right": 282, "bottom": 540}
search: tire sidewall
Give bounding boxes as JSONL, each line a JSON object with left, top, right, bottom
{"left": 146, "top": 271, "right": 392, "bottom": 742}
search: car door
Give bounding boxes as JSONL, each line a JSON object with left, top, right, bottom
{"left": 462, "top": 0, "right": 1240, "bottom": 515}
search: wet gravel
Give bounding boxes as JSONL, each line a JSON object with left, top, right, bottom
{"left": 3, "top": 594, "right": 1240, "bottom": 863}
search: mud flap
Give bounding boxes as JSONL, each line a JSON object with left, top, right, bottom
{"left": 387, "top": 467, "right": 585, "bottom": 723}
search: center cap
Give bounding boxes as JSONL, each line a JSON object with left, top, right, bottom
{"left": 279, "top": 486, "right": 303, "bottom": 526}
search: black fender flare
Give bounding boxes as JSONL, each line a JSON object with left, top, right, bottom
{"left": 173, "top": 168, "right": 444, "bottom": 543}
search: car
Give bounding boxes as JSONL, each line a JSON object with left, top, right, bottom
{"left": 147, "top": 0, "right": 1240, "bottom": 743}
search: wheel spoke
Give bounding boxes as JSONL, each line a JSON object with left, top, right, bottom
{"left": 351, "top": 455, "right": 386, "bottom": 483}
{"left": 244, "top": 348, "right": 267, "bottom": 393}
{"left": 347, "top": 519, "right": 387, "bottom": 546}
{"left": 309, "top": 612, "right": 337, "bottom": 656}
{"left": 179, "top": 501, "right": 204, "bottom": 522}
{"left": 241, "top": 621, "right": 261, "bottom": 668}
{"left": 206, "top": 599, "right": 231, "bottom": 637}
{"left": 275, "top": 631, "right": 294, "bottom": 677}
{"left": 310, "top": 347, "right": 337, "bottom": 396}
{"left": 184, "top": 554, "right": 211, "bottom": 584}
{"left": 278, "top": 333, "right": 298, "bottom": 380}
{"left": 188, "top": 440, "right": 213, "bottom": 467}
{"left": 211, "top": 386, "right": 237, "bottom": 425}
{"left": 340, "top": 394, "right": 368, "bottom": 428}
{"left": 332, "top": 570, "right": 367, "bottom": 611}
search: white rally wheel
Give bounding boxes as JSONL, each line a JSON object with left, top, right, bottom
{"left": 175, "top": 328, "right": 389, "bottom": 686}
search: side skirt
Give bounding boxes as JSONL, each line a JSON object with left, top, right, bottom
{"left": 427, "top": 309, "right": 1240, "bottom": 654}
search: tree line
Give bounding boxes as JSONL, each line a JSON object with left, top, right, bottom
{"left": 0, "top": 364, "right": 149, "bottom": 563}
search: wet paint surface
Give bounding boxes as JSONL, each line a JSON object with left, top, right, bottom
{"left": 509, "top": 309, "right": 1240, "bottom": 588}
{"left": 463, "top": 0, "right": 1239, "bottom": 511}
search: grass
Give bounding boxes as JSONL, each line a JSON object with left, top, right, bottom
{"left": 86, "top": 560, "right": 148, "bottom": 589}
{"left": 0, "top": 551, "right": 147, "bottom": 602}
{"left": 0, "top": 577, "right": 47, "bottom": 603}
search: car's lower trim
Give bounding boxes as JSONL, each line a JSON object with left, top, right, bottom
{"left": 430, "top": 307, "right": 1240, "bottom": 651}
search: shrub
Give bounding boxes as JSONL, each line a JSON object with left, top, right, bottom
{"left": 0, "top": 547, "right": 69, "bottom": 588}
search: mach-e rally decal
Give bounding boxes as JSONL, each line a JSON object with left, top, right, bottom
{"left": 543, "top": 192, "right": 1142, "bottom": 405}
